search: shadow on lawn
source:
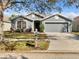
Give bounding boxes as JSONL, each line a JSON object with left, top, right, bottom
{"left": 0, "top": 55, "right": 28, "bottom": 59}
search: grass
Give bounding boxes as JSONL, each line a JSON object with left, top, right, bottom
{"left": 1, "top": 31, "right": 49, "bottom": 51}
{"left": 0, "top": 40, "right": 49, "bottom": 51}
{"left": 4, "top": 31, "right": 47, "bottom": 39}
{"left": 72, "top": 32, "right": 79, "bottom": 35}
{"left": 15, "top": 41, "right": 31, "bottom": 51}
{"left": 15, "top": 40, "right": 49, "bottom": 50}
{"left": 38, "top": 41, "right": 49, "bottom": 50}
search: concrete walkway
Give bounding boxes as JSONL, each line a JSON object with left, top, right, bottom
{"left": 46, "top": 32, "right": 79, "bottom": 50}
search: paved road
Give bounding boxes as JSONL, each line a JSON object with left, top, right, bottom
{"left": 46, "top": 33, "right": 79, "bottom": 50}
{"left": 0, "top": 51, "right": 79, "bottom": 59}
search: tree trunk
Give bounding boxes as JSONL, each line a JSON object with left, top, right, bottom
{"left": 0, "top": 3, "right": 4, "bottom": 41}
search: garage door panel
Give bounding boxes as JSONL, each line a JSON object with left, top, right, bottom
{"left": 45, "top": 23, "right": 68, "bottom": 32}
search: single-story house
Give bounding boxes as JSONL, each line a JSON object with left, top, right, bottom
{"left": 2, "top": 12, "right": 72, "bottom": 32}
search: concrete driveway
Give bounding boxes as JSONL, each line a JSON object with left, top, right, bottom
{"left": 46, "top": 32, "right": 79, "bottom": 51}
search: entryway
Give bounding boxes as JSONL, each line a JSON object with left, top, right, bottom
{"left": 34, "top": 20, "right": 41, "bottom": 32}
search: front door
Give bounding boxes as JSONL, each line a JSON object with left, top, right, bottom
{"left": 34, "top": 21, "right": 41, "bottom": 32}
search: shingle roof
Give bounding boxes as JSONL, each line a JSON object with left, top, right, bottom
{"left": 26, "top": 12, "right": 45, "bottom": 18}
{"left": 6, "top": 12, "right": 72, "bottom": 22}
{"left": 11, "top": 16, "right": 33, "bottom": 22}
{"left": 42, "top": 14, "right": 72, "bottom": 22}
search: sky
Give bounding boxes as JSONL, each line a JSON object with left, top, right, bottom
{"left": 4, "top": 0, "right": 79, "bottom": 18}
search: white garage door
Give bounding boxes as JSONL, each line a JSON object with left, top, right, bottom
{"left": 45, "top": 22, "right": 68, "bottom": 32}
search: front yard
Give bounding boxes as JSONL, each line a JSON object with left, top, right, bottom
{"left": 4, "top": 31, "right": 48, "bottom": 39}
{"left": 72, "top": 32, "right": 79, "bottom": 35}
{"left": 0, "top": 31, "right": 49, "bottom": 51}
{"left": 0, "top": 40, "right": 49, "bottom": 51}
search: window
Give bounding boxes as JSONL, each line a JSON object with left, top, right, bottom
{"left": 17, "top": 21, "right": 26, "bottom": 30}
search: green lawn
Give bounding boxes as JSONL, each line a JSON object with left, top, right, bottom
{"left": 15, "top": 40, "right": 49, "bottom": 50}
{"left": 0, "top": 31, "right": 49, "bottom": 51}
{"left": 72, "top": 32, "right": 79, "bottom": 35}
{"left": 4, "top": 31, "right": 47, "bottom": 39}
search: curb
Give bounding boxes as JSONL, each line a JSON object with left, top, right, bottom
{"left": 1, "top": 50, "right": 79, "bottom": 54}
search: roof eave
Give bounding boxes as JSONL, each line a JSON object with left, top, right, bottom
{"left": 11, "top": 16, "right": 33, "bottom": 22}
{"left": 42, "top": 14, "right": 72, "bottom": 22}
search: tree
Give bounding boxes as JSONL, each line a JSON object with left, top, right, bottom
{"left": 4, "top": 0, "right": 79, "bottom": 14}
{"left": 0, "top": 0, "right": 12, "bottom": 41}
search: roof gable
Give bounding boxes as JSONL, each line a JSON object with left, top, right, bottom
{"left": 42, "top": 14, "right": 72, "bottom": 22}
{"left": 11, "top": 16, "right": 33, "bottom": 22}
{"left": 26, "top": 12, "right": 45, "bottom": 20}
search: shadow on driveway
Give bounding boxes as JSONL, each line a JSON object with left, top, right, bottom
{"left": 67, "top": 35, "right": 79, "bottom": 40}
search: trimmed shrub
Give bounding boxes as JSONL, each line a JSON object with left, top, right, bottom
{"left": 40, "top": 23, "right": 44, "bottom": 32}
{"left": 15, "top": 29, "right": 20, "bottom": 32}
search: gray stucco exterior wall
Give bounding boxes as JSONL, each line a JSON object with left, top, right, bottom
{"left": 11, "top": 17, "right": 32, "bottom": 31}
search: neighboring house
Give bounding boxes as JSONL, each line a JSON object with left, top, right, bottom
{"left": 3, "top": 13, "right": 72, "bottom": 32}
{"left": 72, "top": 16, "right": 79, "bottom": 32}
{"left": 3, "top": 16, "right": 11, "bottom": 31}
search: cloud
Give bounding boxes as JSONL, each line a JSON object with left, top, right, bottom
{"left": 62, "top": 12, "right": 79, "bottom": 20}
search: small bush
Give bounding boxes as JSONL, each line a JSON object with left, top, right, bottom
{"left": 15, "top": 29, "right": 20, "bottom": 32}
{"left": 39, "top": 41, "right": 49, "bottom": 50}
{"left": 40, "top": 23, "right": 44, "bottom": 32}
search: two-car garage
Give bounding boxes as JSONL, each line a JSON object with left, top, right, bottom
{"left": 44, "top": 22, "right": 68, "bottom": 32}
